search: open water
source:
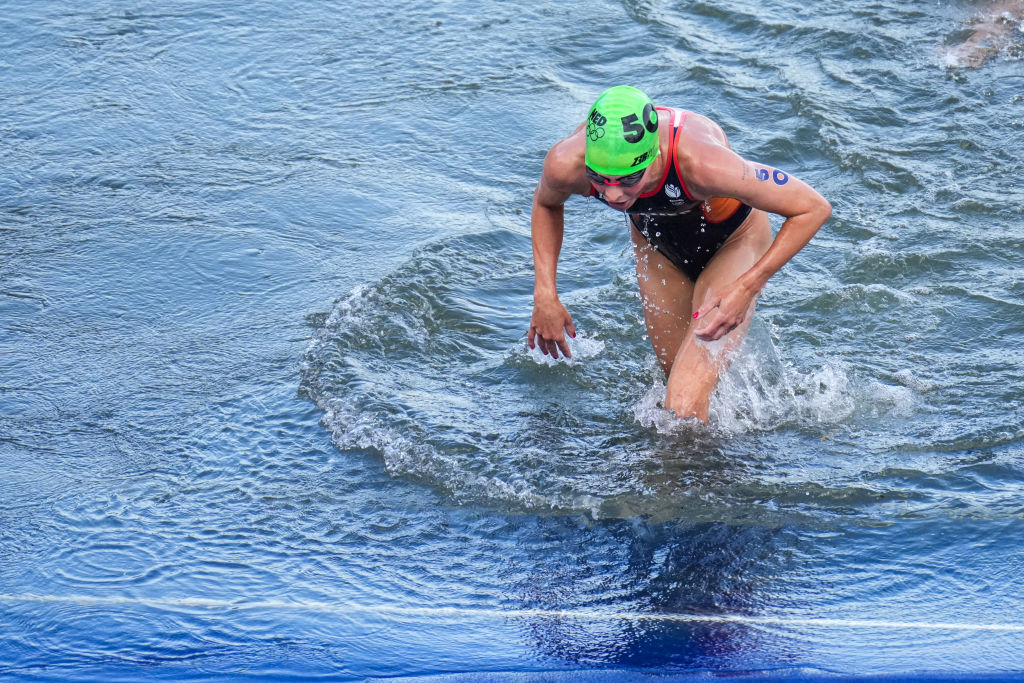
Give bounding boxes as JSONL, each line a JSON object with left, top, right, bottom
{"left": 2, "top": 0, "right": 1024, "bottom": 680}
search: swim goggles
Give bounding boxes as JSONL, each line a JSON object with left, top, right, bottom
{"left": 585, "top": 166, "right": 647, "bottom": 187}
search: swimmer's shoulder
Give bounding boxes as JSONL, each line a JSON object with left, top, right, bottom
{"left": 673, "top": 111, "right": 736, "bottom": 182}
{"left": 541, "top": 124, "right": 589, "bottom": 196}
{"left": 676, "top": 111, "right": 732, "bottom": 150}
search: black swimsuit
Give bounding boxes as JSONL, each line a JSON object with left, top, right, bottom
{"left": 591, "top": 107, "right": 752, "bottom": 282}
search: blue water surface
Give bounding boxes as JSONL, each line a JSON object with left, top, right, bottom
{"left": 2, "top": 0, "right": 1024, "bottom": 680}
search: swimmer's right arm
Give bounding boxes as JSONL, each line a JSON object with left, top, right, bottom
{"left": 528, "top": 146, "right": 580, "bottom": 360}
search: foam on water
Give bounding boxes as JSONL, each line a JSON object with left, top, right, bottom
{"left": 524, "top": 331, "right": 606, "bottom": 367}
{"left": 300, "top": 234, "right": 620, "bottom": 515}
{"left": 630, "top": 323, "right": 917, "bottom": 438}
{"left": 302, "top": 233, "right": 934, "bottom": 523}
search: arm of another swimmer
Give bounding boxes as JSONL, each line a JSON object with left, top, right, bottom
{"left": 691, "top": 147, "right": 832, "bottom": 341}
{"left": 528, "top": 148, "right": 578, "bottom": 359}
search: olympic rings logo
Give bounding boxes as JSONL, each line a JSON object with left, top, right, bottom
{"left": 587, "top": 109, "right": 607, "bottom": 142}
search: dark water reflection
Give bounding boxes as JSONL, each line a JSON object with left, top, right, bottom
{"left": 512, "top": 520, "right": 790, "bottom": 670}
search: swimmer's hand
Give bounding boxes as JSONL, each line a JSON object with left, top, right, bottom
{"left": 528, "top": 296, "right": 576, "bottom": 359}
{"left": 693, "top": 280, "right": 759, "bottom": 342}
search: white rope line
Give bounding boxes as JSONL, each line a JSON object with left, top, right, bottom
{"left": 2, "top": 593, "right": 1023, "bottom": 633}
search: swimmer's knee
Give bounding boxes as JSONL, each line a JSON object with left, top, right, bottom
{"left": 664, "top": 391, "right": 710, "bottom": 423}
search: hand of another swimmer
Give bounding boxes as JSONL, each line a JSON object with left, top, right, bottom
{"left": 693, "top": 281, "right": 758, "bottom": 342}
{"left": 528, "top": 298, "right": 576, "bottom": 359}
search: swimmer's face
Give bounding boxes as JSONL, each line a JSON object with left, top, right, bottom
{"left": 585, "top": 165, "right": 650, "bottom": 210}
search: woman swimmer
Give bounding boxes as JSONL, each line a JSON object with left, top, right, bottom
{"left": 527, "top": 86, "right": 832, "bottom": 423}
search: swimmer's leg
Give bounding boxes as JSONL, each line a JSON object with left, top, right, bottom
{"left": 663, "top": 211, "right": 773, "bottom": 422}
{"left": 630, "top": 224, "right": 695, "bottom": 374}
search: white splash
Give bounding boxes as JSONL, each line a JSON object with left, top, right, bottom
{"left": 525, "top": 331, "right": 605, "bottom": 366}
{"left": 630, "top": 326, "right": 918, "bottom": 435}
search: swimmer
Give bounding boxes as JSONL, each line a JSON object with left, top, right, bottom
{"left": 527, "top": 86, "right": 831, "bottom": 423}
{"left": 947, "top": 0, "right": 1024, "bottom": 68}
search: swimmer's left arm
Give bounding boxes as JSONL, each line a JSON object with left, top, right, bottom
{"left": 689, "top": 145, "right": 832, "bottom": 340}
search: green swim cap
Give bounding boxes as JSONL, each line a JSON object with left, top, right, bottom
{"left": 584, "top": 86, "right": 660, "bottom": 176}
